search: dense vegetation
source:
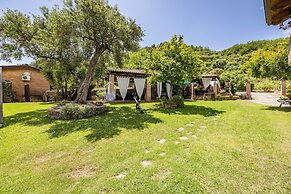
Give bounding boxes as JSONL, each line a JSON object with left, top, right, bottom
{"left": 2, "top": 80, "right": 17, "bottom": 102}
{"left": 125, "top": 36, "right": 290, "bottom": 93}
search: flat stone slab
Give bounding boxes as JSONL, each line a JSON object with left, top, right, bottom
{"left": 200, "top": 126, "right": 207, "bottom": 129}
{"left": 185, "top": 124, "right": 194, "bottom": 127}
{"left": 192, "top": 135, "right": 197, "bottom": 138}
{"left": 141, "top": 160, "right": 152, "bottom": 168}
{"left": 196, "top": 128, "right": 201, "bottom": 131}
{"left": 187, "top": 132, "right": 193, "bottom": 135}
{"left": 179, "top": 136, "right": 188, "bottom": 140}
{"left": 215, "top": 116, "right": 220, "bottom": 118}
{"left": 174, "top": 141, "right": 180, "bottom": 145}
{"left": 152, "top": 170, "right": 171, "bottom": 181}
{"left": 158, "top": 139, "right": 166, "bottom": 144}
{"left": 177, "top": 127, "right": 185, "bottom": 132}
{"left": 115, "top": 172, "right": 127, "bottom": 179}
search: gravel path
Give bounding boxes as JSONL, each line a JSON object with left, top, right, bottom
{"left": 250, "top": 92, "right": 281, "bottom": 107}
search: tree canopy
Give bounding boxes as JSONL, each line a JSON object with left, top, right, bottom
{"left": 125, "top": 35, "right": 202, "bottom": 90}
{"left": 125, "top": 36, "right": 290, "bottom": 92}
{"left": 0, "top": 0, "right": 144, "bottom": 103}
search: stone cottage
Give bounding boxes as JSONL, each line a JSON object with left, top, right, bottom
{"left": 2, "top": 64, "right": 50, "bottom": 102}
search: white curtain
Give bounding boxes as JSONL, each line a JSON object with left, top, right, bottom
{"left": 210, "top": 79, "right": 220, "bottom": 88}
{"left": 106, "top": 82, "right": 116, "bottom": 101}
{"left": 166, "top": 83, "right": 172, "bottom": 99}
{"left": 210, "top": 81, "right": 216, "bottom": 87}
{"left": 202, "top": 78, "right": 212, "bottom": 89}
{"left": 117, "top": 77, "right": 129, "bottom": 101}
{"left": 134, "top": 78, "right": 146, "bottom": 100}
{"left": 157, "top": 82, "right": 162, "bottom": 98}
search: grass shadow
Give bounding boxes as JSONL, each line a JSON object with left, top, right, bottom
{"left": 148, "top": 104, "right": 225, "bottom": 117}
{"left": 3, "top": 109, "right": 53, "bottom": 127}
{"left": 3, "top": 103, "right": 224, "bottom": 142}
{"left": 3, "top": 106, "right": 162, "bottom": 142}
{"left": 47, "top": 106, "right": 162, "bottom": 141}
{"left": 262, "top": 106, "right": 291, "bottom": 112}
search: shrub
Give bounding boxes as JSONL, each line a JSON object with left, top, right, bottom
{"left": 96, "top": 88, "right": 106, "bottom": 100}
{"left": 253, "top": 79, "right": 279, "bottom": 92}
{"left": 3, "top": 80, "right": 17, "bottom": 102}
{"left": 48, "top": 102, "right": 107, "bottom": 120}
{"left": 160, "top": 95, "right": 184, "bottom": 108}
{"left": 172, "top": 95, "right": 184, "bottom": 107}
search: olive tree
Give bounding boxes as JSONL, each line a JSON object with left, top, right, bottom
{"left": 0, "top": 0, "right": 144, "bottom": 103}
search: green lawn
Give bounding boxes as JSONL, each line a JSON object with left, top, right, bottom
{"left": 0, "top": 101, "right": 290, "bottom": 193}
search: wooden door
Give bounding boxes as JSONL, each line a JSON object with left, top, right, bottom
{"left": 24, "top": 85, "right": 30, "bottom": 102}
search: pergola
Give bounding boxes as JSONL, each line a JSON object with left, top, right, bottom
{"left": 107, "top": 69, "right": 151, "bottom": 101}
{"left": 263, "top": 0, "right": 291, "bottom": 25}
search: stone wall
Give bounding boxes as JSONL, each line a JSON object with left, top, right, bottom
{"left": 2, "top": 66, "right": 50, "bottom": 102}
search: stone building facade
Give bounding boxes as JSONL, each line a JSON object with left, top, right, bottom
{"left": 2, "top": 65, "right": 50, "bottom": 102}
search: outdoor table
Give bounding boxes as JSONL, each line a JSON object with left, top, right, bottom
{"left": 277, "top": 99, "right": 291, "bottom": 107}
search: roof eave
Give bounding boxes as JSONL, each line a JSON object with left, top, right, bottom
{"left": 263, "top": 0, "right": 272, "bottom": 25}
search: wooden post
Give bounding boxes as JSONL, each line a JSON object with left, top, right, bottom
{"left": 0, "top": 67, "right": 3, "bottom": 127}
{"left": 213, "top": 82, "right": 218, "bottom": 99}
{"left": 281, "top": 79, "right": 286, "bottom": 97}
{"left": 145, "top": 78, "right": 151, "bottom": 101}
{"left": 246, "top": 81, "right": 252, "bottom": 99}
{"left": 289, "top": 35, "right": 291, "bottom": 66}
{"left": 191, "top": 83, "right": 195, "bottom": 100}
{"left": 109, "top": 74, "right": 115, "bottom": 93}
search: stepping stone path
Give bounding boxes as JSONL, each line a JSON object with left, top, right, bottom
{"left": 115, "top": 172, "right": 127, "bottom": 179}
{"left": 187, "top": 132, "right": 193, "bottom": 135}
{"left": 159, "top": 152, "right": 166, "bottom": 156}
{"left": 179, "top": 136, "right": 188, "bottom": 141}
{"left": 158, "top": 139, "right": 166, "bottom": 144}
{"left": 192, "top": 135, "right": 197, "bottom": 138}
{"left": 177, "top": 127, "right": 185, "bottom": 132}
{"left": 174, "top": 141, "right": 180, "bottom": 145}
{"left": 185, "top": 124, "right": 194, "bottom": 127}
{"left": 141, "top": 160, "right": 152, "bottom": 168}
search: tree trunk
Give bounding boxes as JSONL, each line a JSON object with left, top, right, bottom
{"left": 75, "top": 49, "right": 103, "bottom": 104}
{"left": 229, "top": 81, "right": 233, "bottom": 96}
{"left": 64, "top": 77, "right": 68, "bottom": 100}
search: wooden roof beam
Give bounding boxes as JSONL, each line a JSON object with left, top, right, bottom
{"left": 263, "top": 0, "right": 272, "bottom": 25}
{"left": 271, "top": 1, "right": 291, "bottom": 11}
{"left": 272, "top": 10, "right": 291, "bottom": 25}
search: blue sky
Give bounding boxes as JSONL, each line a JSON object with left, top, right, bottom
{"left": 0, "top": 0, "right": 288, "bottom": 65}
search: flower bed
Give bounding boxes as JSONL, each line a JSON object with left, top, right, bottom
{"left": 48, "top": 102, "right": 107, "bottom": 120}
